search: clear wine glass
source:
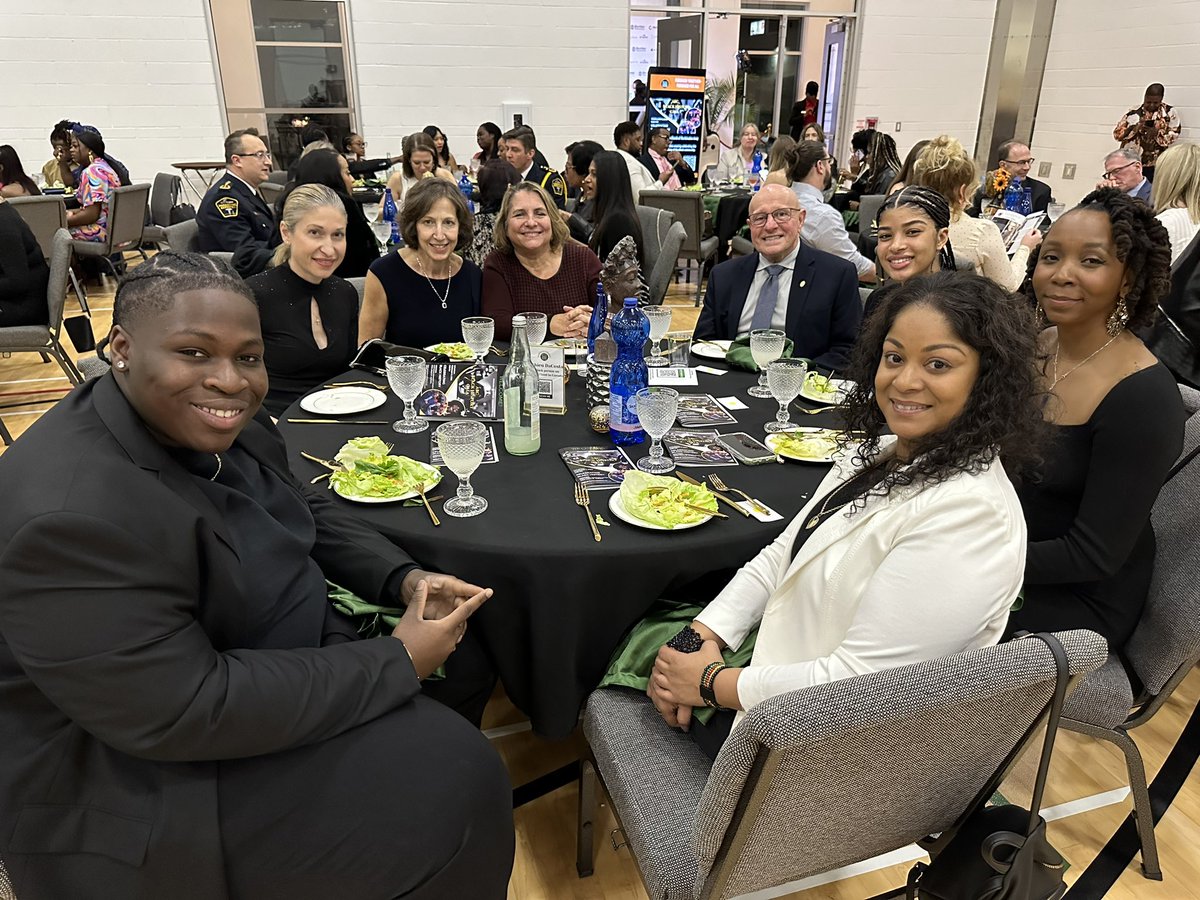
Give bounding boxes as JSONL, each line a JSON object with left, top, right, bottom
{"left": 642, "top": 306, "right": 674, "bottom": 367}
{"left": 748, "top": 328, "right": 786, "bottom": 398}
{"left": 521, "top": 311, "right": 547, "bottom": 346}
{"left": 635, "top": 387, "right": 679, "bottom": 474}
{"left": 461, "top": 316, "right": 495, "bottom": 365}
{"left": 1046, "top": 201, "right": 1066, "bottom": 222}
{"left": 385, "top": 355, "right": 429, "bottom": 433}
{"left": 370, "top": 220, "right": 393, "bottom": 254}
{"left": 765, "top": 358, "right": 808, "bottom": 433}
{"left": 435, "top": 420, "right": 489, "bottom": 517}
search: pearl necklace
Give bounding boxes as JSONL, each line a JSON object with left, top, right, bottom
{"left": 1050, "top": 332, "right": 1121, "bottom": 389}
{"left": 415, "top": 254, "right": 452, "bottom": 310}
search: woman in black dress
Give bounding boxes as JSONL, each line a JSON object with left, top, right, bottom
{"left": 247, "top": 184, "right": 360, "bottom": 416}
{"left": 358, "top": 177, "right": 482, "bottom": 348}
{"left": 586, "top": 149, "right": 645, "bottom": 270}
{"left": 280, "top": 149, "right": 380, "bottom": 278}
{"left": 0, "top": 201, "right": 50, "bottom": 327}
{"left": 1008, "top": 187, "right": 1186, "bottom": 649}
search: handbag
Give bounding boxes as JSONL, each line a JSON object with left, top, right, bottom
{"left": 63, "top": 314, "right": 96, "bottom": 354}
{"left": 350, "top": 338, "right": 447, "bottom": 376}
{"left": 906, "top": 632, "right": 1070, "bottom": 900}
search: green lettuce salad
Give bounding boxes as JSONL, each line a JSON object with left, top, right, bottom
{"left": 619, "top": 471, "right": 718, "bottom": 528}
{"left": 428, "top": 342, "right": 474, "bottom": 360}
{"left": 329, "top": 437, "right": 439, "bottom": 499}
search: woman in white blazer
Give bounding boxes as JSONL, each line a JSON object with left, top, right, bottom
{"left": 645, "top": 271, "right": 1046, "bottom": 755}
{"left": 714, "top": 123, "right": 763, "bottom": 183}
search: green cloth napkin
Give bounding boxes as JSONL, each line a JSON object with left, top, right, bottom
{"left": 327, "top": 582, "right": 445, "bottom": 680}
{"left": 723, "top": 334, "right": 795, "bottom": 372}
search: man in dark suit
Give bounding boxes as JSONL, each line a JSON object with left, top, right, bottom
{"left": 1096, "top": 147, "right": 1153, "bottom": 203}
{"left": 968, "top": 138, "right": 1054, "bottom": 217}
{"left": 195, "top": 128, "right": 281, "bottom": 274}
{"left": 695, "top": 183, "right": 862, "bottom": 371}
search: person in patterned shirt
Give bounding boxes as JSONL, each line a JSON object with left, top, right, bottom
{"left": 1114, "top": 83, "right": 1182, "bottom": 183}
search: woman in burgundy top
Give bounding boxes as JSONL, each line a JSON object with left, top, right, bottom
{"left": 481, "top": 182, "right": 600, "bottom": 340}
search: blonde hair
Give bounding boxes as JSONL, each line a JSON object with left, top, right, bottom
{"left": 767, "top": 136, "right": 796, "bottom": 173}
{"left": 913, "top": 135, "right": 977, "bottom": 213}
{"left": 492, "top": 181, "right": 569, "bottom": 255}
{"left": 271, "top": 183, "right": 346, "bottom": 267}
{"left": 1151, "top": 142, "right": 1200, "bottom": 222}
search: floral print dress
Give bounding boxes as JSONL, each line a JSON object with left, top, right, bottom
{"left": 71, "top": 158, "right": 120, "bottom": 242}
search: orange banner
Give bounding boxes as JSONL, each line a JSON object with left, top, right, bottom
{"left": 651, "top": 74, "right": 705, "bottom": 93}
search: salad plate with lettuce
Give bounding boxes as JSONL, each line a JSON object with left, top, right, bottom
{"left": 424, "top": 342, "right": 475, "bottom": 361}
{"left": 799, "top": 372, "right": 853, "bottom": 405}
{"left": 765, "top": 428, "right": 843, "bottom": 463}
{"left": 608, "top": 471, "right": 719, "bottom": 530}
{"left": 328, "top": 437, "right": 442, "bottom": 503}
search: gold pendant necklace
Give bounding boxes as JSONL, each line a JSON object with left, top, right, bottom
{"left": 1051, "top": 332, "right": 1121, "bottom": 389}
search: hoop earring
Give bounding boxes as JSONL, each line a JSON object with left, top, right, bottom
{"left": 1107, "top": 295, "right": 1130, "bottom": 337}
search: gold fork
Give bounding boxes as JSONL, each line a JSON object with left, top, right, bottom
{"left": 707, "top": 473, "right": 770, "bottom": 516}
{"left": 574, "top": 482, "right": 602, "bottom": 542}
{"left": 793, "top": 404, "right": 843, "bottom": 415}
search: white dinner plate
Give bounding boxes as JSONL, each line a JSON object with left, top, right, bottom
{"left": 690, "top": 339, "right": 732, "bottom": 360}
{"left": 331, "top": 465, "right": 442, "bottom": 503}
{"left": 424, "top": 343, "right": 476, "bottom": 361}
{"left": 549, "top": 338, "right": 589, "bottom": 358}
{"left": 607, "top": 489, "right": 713, "bottom": 531}
{"left": 299, "top": 387, "right": 386, "bottom": 416}
{"left": 799, "top": 376, "right": 853, "bottom": 405}
{"left": 766, "top": 428, "right": 844, "bottom": 464}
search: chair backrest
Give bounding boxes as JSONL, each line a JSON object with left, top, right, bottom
{"left": 163, "top": 218, "right": 200, "bottom": 253}
{"left": 150, "top": 172, "right": 181, "bottom": 227}
{"left": 266, "top": 169, "right": 289, "bottom": 185}
{"left": 857, "top": 193, "right": 886, "bottom": 231}
{"left": 260, "top": 181, "right": 285, "bottom": 209}
{"left": 692, "top": 629, "right": 1108, "bottom": 899}
{"left": 646, "top": 221, "right": 686, "bottom": 306}
{"left": 6, "top": 195, "right": 67, "bottom": 261}
{"left": 47, "top": 229, "right": 73, "bottom": 339}
{"left": 1124, "top": 384, "right": 1200, "bottom": 697}
{"left": 106, "top": 183, "right": 152, "bottom": 254}
{"left": 345, "top": 276, "right": 366, "bottom": 312}
{"left": 207, "top": 251, "right": 235, "bottom": 268}
{"left": 639, "top": 189, "right": 704, "bottom": 258}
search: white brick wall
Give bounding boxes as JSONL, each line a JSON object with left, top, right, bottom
{"left": 849, "top": 0, "right": 998, "bottom": 161}
{"left": 1030, "top": 0, "right": 1200, "bottom": 206}
{"left": 0, "top": 1, "right": 226, "bottom": 185}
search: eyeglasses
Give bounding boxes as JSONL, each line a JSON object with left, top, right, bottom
{"left": 235, "top": 150, "right": 272, "bottom": 161}
{"left": 1003, "top": 157, "right": 1034, "bottom": 166}
{"left": 748, "top": 208, "right": 802, "bottom": 228}
{"left": 1102, "top": 160, "right": 1139, "bottom": 180}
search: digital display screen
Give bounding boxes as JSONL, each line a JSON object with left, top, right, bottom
{"left": 646, "top": 67, "right": 706, "bottom": 172}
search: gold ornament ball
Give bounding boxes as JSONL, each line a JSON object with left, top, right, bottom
{"left": 589, "top": 405, "right": 610, "bottom": 433}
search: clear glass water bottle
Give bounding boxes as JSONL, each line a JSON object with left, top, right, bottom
{"left": 609, "top": 298, "right": 649, "bottom": 446}
{"left": 502, "top": 315, "right": 541, "bottom": 456}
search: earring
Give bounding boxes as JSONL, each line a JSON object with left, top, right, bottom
{"left": 1107, "top": 295, "right": 1130, "bottom": 337}
{"left": 115, "top": 360, "right": 126, "bottom": 370}
{"left": 1035, "top": 304, "right": 1047, "bottom": 329}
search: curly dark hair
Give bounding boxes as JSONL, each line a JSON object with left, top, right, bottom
{"left": 839, "top": 271, "right": 1045, "bottom": 503}
{"left": 1021, "top": 187, "right": 1171, "bottom": 331}
{"left": 113, "top": 251, "right": 255, "bottom": 332}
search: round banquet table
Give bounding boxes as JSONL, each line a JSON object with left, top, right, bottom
{"left": 277, "top": 357, "right": 841, "bottom": 738}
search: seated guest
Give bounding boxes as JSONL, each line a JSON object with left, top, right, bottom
{"left": 0, "top": 145, "right": 41, "bottom": 198}
{"left": 65, "top": 128, "right": 123, "bottom": 242}
{"left": 788, "top": 139, "right": 875, "bottom": 282}
{"left": 839, "top": 128, "right": 874, "bottom": 186}
{"left": 640, "top": 126, "right": 696, "bottom": 190}
{"left": 268, "top": 149, "right": 378, "bottom": 278}
{"left": 835, "top": 131, "right": 901, "bottom": 211}
{"left": 587, "top": 150, "right": 646, "bottom": 269}
{"left": 635, "top": 271, "right": 1038, "bottom": 756}
{"left": 42, "top": 120, "right": 75, "bottom": 189}
{"left": 503, "top": 123, "right": 550, "bottom": 169}
{"left": 694, "top": 183, "right": 861, "bottom": 370}
{"left": 287, "top": 125, "right": 334, "bottom": 181}
{"left": 473, "top": 122, "right": 503, "bottom": 166}
{"left": 196, "top": 128, "right": 280, "bottom": 276}
{"left": 1007, "top": 188, "right": 1185, "bottom": 648}
{"left": 715, "top": 123, "right": 764, "bottom": 183}
{"left": 864, "top": 185, "right": 956, "bottom": 321}
{"left": 613, "top": 120, "right": 657, "bottom": 198}
{"left": 0, "top": 251, "right": 513, "bottom": 898}
{"left": 562, "top": 139, "right": 603, "bottom": 243}
{"left": 762, "top": 136, "right": 796, "bottom": 187}
{"left": 501, "top": 127, "right": 568, "bottom": 210}
{"left": 247, "top": 185, "right": 358, "bottom": 417}
{"left": 464, "top": 158, "right": 520, "bottom": 267}
{"left": 342, "top": 132, "right": 403, "bottom": 178}
{"left": 360, "top": 178, "right": 481, "bottom": 348}
{"left": 1151, "top": 142, "right": 1200, "bottom": 262}
{"left": 801, "top": 123, "right": 841, "bottom": 196}
{"left": 482, "top": 181, "right": 599, "bottom": 341}
{"left": 0, "top": 201, "right": 50, "bottom": 327}
{"left": 967, "top": 139, "right": 1054, "bottom": 215}
{"left": 382, "top": 132, "right": 457, "bottom": 220}
{"left": 889, "top": 139, "right": 932, "bottom": 196}
{"left": 915, "top": 135, "right": 1039, "bottom": 291}
{"left": 1096, "top": 147, "right": 1152, "bottom": 202}
{"left": 423, "top": 125, "right": 458, "bottom": 171}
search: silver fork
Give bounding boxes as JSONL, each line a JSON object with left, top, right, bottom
{"left": 574, "top": 482, "right": 602, "bottom": 542}
{"left": 707, "top": 473, "right": 770, "bottom": 516}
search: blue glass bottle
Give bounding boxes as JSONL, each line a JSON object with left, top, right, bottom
{"left": 382, "top": 189, "right": 399, "bottom": 245}
{"left": 458, "top": 173, "right": 476, "bottom": 214}
{"left": 1019, "top": 186, "right": 1034, "bottom": 216}
{"left": 587, "top": 282, "right": 608, "bottom": 356}
{"left": 609, "top": 298, "right": 649, "bottom": 446}
{"left": 1003, "top": 177, "right": 1023, "bottom": 213}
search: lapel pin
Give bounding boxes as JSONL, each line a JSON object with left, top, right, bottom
{"left": 799, "top": 280, "right": 807, "bottom": 288}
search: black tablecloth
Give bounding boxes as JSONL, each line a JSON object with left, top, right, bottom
{"left": 278, "top": 358, "right": 839, "bottom": 737}
{"left": 713, "top": 191, "right": 753, "bottom": 264}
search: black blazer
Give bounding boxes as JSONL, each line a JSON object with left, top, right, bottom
{"left": 694, "top": 242, "right": 862, "bottom": 371}
{"left": 0, "top": 375, "right": 423, "bottom": 899}
{"left": 968, "top": 176, "right": 1054, "bottom": 217}
{"left": 0, "top": 202, "right": 49, "bottom": 328}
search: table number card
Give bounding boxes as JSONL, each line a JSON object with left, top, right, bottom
{"left": 532, "top": 344, "right": 567, "bottom": 415}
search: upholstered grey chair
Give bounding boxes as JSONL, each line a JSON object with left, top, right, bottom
{"left": 579, "top": 629, "right": 1107, "bottom": 900}
{"left": 162, "top": 218, "right": 200, "bottom": 253}
{"left": 1059, "top": 384, "right": 1200, "bottom": 881}
{"left": 143, "top": 172, "right": 182, "bottom": 245}
{"left": 0, "top": 229, "right": 82, "bottom": 387}
{"left": 636, "top": 205, "right": 677, "bottom": 306}
{"left": 346, "top": 276, "right": 366, "bottom": 313}
{"left": 260, "top": 180, "right": 285, "bottom": 209}
{"left": 6, "top": 195, "right": 89, "bottom": 313}
{"left": 639, "top": 190, "right": 718, "bottom": 306}
{"left": 70, "top": 182, "right": 151, "bottom": 278}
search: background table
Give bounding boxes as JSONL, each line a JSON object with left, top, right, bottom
{"left": 171, "top": 161, "right": 227, "bottom": 202}
{"left": 278, "top": 359, "right": 840, "bottom": 737}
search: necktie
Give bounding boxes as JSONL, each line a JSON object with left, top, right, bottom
{"left": 750, "top": 264, "right": 786, "bottom": 331}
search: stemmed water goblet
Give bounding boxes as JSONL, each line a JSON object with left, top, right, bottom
{"left": 460, "top": 316, "right": 495, "bottom": 366}
{"left": 521, "top": 312, "right": 548, "bottom": 346}
{"left": 748, "top": 328, "right": 786, "bottom": 398}
{"left": 642, "top": 306, "right": 673, "bottom": 367}
{"left": 634, "top": 387, "right": 679, "bottom": 474}
{"left": 435, "top": 420, "right": 489, "bottom": 517}
{"left": 385, "top": 355, "right": 429, "bottom": 433}
{"left": 765, "top": 358, "right": 808, "bottom": 433}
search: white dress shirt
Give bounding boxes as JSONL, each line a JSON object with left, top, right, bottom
{"left": 792, "top": 182, "right": 874, "bottom": 277}
{"left": 735, "top": 242, "right": 800, "bottom": 335}
{"left": 620, "top": 149, "right": 657, "bottom": 198}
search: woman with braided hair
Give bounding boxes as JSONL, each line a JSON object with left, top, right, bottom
{"left": 0, "top": 250, "right": 513, "bottom": 899}
{"left": 1007, "top": 187, "right": 1185, "bottom": 648}
{"left": 65, "top": 125, "right": 129, "bottom": 242}
{"left": 862, "top": 185, "right": 956, "bottom": 321}
{"left": 835, "top": 130, "right": 903, "bottom": 213}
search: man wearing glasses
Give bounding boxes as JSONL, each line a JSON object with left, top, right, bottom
{"left": 694, "top": 183, "right": 861, "bottom": 371}
{"left": 968, "top": 139, "right": 1054, "bottom": 217}
{"left": 196, "top": 128, "right": 281, "bottom": 275}
{"left": 1096, "top": 148, "right": 1152, "bottom": 203}
{"left": 790, "top": 140, "right": 876, "bottom": 283}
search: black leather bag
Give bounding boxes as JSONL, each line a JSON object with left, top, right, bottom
{"left": 63, "top": 314, "right": 96, "bottom": 354}
{"left": 349, "top": 338, "right": 446, "bottom": 376}
{"left": 906, "top": 633, "right": 1069, "bottom": 900}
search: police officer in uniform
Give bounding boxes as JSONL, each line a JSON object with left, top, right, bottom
{"left": 500, "top": 127, "right": 567, "bottom": 211}
{"left": 196, "top": 128, "right": 281, "bottom": 276}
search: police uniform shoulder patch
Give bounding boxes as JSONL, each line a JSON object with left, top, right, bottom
{"left": 218, "top": 180, "right": 232, "bottom": 190}
{"left": 215, "top": 197, "right": 239, "bottom": 219}
{"left": 549, "top": 175, "right": 566, "bottom": 197}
